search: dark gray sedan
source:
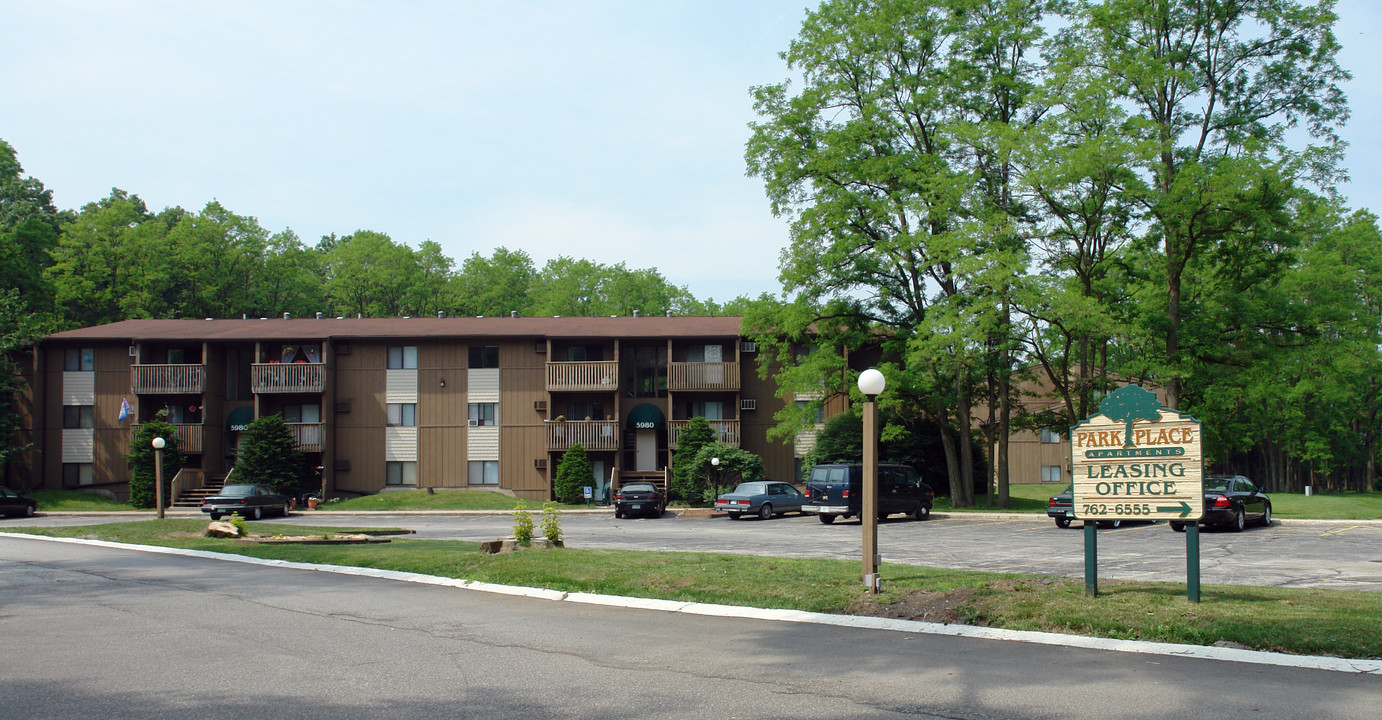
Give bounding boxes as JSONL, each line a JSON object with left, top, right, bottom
{"left": 201, "top": 484, "right": 292, "bottom": 521}
{"left": 714, "top": 481, "right": 806, "bottom": 520}
{"left": 0, "top": 486, "right": 38, "bottom": 518}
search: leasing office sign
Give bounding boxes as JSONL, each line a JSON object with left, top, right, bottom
{"left": 1069, "top": 385, "right": 1203, "bottom": 523}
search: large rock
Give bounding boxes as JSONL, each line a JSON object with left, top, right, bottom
{"left": 205, "top": 521, "right": 242, "bottom": 538}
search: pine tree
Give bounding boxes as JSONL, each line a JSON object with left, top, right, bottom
{"left": 235, "top": 414, "right": 304, "bottom": 496}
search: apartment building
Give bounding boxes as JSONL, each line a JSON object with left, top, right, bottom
{"left": 11, "top": 315, "right": 803, "bottom": 503}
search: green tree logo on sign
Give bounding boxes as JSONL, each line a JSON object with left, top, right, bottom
{"left": 1099, "top": 385, "right": 1162, "bottom": 448}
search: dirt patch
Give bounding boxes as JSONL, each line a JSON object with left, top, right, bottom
{"left": 848, "top": 577, "right": 1064, "bottom": 624}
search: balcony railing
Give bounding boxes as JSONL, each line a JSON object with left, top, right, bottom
{"left": 252, "top": 363, "right": 325, "bottom": 394}
{"left": 668, "top": 419, "right": 740, "bottom": 448}
{"left": 288, "top": 422, "right": 323, "bottom": 452}
{"left": 131, "top": 364, "right": 205, "bottom": 395}
{"left": 668, "top": 362, "right": 739, "bottom": 391}
{"left": 546, "top": 420, "right": 620, "bottom": 451}
{"left": 132, "top": 423, "right": 204, "bottom": 453}
{"left": 546, "top": 361, "right": 619, "bottom": 391}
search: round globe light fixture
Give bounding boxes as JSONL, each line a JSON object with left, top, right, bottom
{"left": 711, "top": 457, "right": 720, "bottom": 467}
{"left": 152, "top": 437, "right": 166, "bottom": 450}
{"left": 857, "top": 368, "right": 886, "bottom": 398}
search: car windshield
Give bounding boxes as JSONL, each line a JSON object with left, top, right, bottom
{"left": 731, "top": 483, "right": 763, "bottom": 495}
{"left": 218, "top": 485, "right": 257, "bottom": 497}
{"left": 623, "top": 483, "right": 655, "bottom": 493}
{"left": 1204, "top": 477, "right": 1232, "bottom": 492}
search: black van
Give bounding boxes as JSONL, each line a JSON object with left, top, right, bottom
{"left": 802, "top": 463, "right": 934, "bottom": 524}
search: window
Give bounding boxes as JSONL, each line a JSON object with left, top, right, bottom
{"left": 1040, "top": 427, "right": 1062, "bottom": 444}
{"left": 689, "top": 401, "right": 723, "bottom": 420}
{"left": 566, "top": 401, "right": 603, "bottom": 422}
{"left": 1041, "top": 465, "right": 1063, "bottom": 483}
{"left": 387, "top": 345, "right": 418, "bottom": 369}
{"left": 62, "top": 405, "right": 95, "bottom": 428}
{"left": 796, "top": 400, "right": 825, "bottom": 424}
{"left": 468, "top": 460, "right": 498, "bottom": 485}
{"left": 566, "top": 345, "right": 603, "bottom": 361}
{"left": 62, "top": 463, "right": 94, "bottom": 488}
{"left": 468, "top": 345, "right": 499, "bottom": 368}
{"left": 282, "top": 404, "right": 321, "bottom": 423}
{"left": 385, "top": 461, "right": 417, "bottom": 486}
{"left": 64, "top": 348, "right": 94, "bottom": 371}
{"left": 387, "top": 403, "right": 417, "bottom": 427}
{"left": 468, "top": 403, "right": 497, "bottom": 426}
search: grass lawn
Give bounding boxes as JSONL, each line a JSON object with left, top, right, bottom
{"left": 317, "top": 489, "right": 587, "bottom": 512}
{"left": 7, "top": 519, "right": 1381, "bottom": 660}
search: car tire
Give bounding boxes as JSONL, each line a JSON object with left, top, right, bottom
{"left": 614, "top": 507, "right": 623, "bottom": 519}
{"left": 25, "top": 504, "right": 36, "bottom": 518}
{"left": 1055, "top": 517, "right": 1071, "bottom": 529}
{"left": 1233, "top": 508, "right": 1245, "bottom": 532}
{"left": 1261, "top": 503, "right": 1272, "bottom": 527}
{"left": 1099, "top": 519, "right": 1122, "bottom": 529}
{"left": 1170, "top": 521, "right": 1186, "bottom": 532}
{"left": 758, "top": 503, "right": 773, "bottom": 520}
{"left": 912, "top": 503, "right": 930, "bottom": 521}
{"left": 728, "top": 512, "right": 741, "bottom": 520}
{"left": 819, "top": 514, "right": 837, "bottom": 524}
{"left": 210, "top": 513, "right": 222, "bottom": 521}
{"left": 282, "top": 502, "right": 291, "bottom": 517}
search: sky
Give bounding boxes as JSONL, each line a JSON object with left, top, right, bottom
{"left": 4, "top": 1, "right": 1381, "bottom": 306}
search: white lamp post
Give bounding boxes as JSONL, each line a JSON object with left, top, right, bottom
{"left": 152, "top": 436, "right": 166, "bottom": 520}
{"left": 710, "top": 457, "right": 720, "bottom": 496}
{"left": 857, "top": 369, "right": 885, "bottom": 593}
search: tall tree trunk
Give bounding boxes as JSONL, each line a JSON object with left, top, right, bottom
{"left": 998, "top": 299, "right": 1011, "bottom": 509}
{"left": 957, "top": 376, "right": 975, "bottom": 507}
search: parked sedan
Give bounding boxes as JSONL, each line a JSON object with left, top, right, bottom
{"left": 0, "top": 486, "right": 38, "bottom": 518}
{"left": 614, "top": 482, "right": 664, "bottom": 519}
{"left": 1046, "top": 485, "right": 1123, "bottom": 529}
{"left": 715, "top": 481, "right": 807, "bottom": 520}
{"left": 1170, "top": 475, "right": 1271, "bottom": 532}
{"left": 201, "top": 484, "right": 292, "bottom": 521}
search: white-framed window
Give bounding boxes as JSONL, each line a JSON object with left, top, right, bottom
{"left": 282, "top": 404, "right": 321, "bottom": 423}
{"left": 385, "top": 460, "right": 417, "bottom": 486}
{"left": 1041, "top": 465, "right": 1063, "bottom": 483}
{"left": 1040, "top": 427, "right": 1062, "bottom": 444}
{"left": 795, "top": 400, "right": 824, "bottom": 424}
{"left": 62, "top": 463, "right": 94, "bottom": 487}
{"left": 387, "top": 345, "right": 418, "bottom": 369}
{"left": 62, "top": 405, "right": 95, "bottom": 428}
{"left": 468, "top": 345, "right": 499, "bottom": 368}
{"left": 468, "top": 460, "right": 498, "bottom": 485}
{"left": 64, "top": 348, "right": 95, "bottom": 371}
{"left": 468, "top": 403, "right": 497, "bottom": 426}
{"left": 387, "top": 403, "right": 417, "bottom": 427}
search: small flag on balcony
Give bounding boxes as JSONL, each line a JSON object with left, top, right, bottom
{"left": 118, "top": 397, "right": 132, "bottom": 422}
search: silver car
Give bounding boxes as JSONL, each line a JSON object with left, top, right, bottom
{"left": 714, "top": 481, "right": 806, "bottom": 520}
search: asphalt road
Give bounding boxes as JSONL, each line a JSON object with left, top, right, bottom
{"left": 2, "top": 536, "right": 1377, "bottom": 720}
{"left": 7, "top": 509, "right": 1382, "bottom": 591}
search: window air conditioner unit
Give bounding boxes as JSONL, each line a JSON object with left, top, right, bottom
{"left": 534, "top": 400, "right": 547, "bottom": 411}
{"left": 740, "top": 341, "right": 757, "bottom": 353}
{"left": 534, "top": 342, "right": 546, "bottom": 353}
{"left": 468, "top": 419, "right": 479, "bottom": 427}
{"left": 334, "top": 459, "right": 351, "bottom": 471}
{"left": 740, "top": 398, "right": 757, "bottom": 411}
{"left": 534, "top": 458, "right": 548, "bottom": 469}
{"left": 334, "top": 401, "right": 351, "bottom": 413}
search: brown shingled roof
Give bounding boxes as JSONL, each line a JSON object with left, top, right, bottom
{"left": 42, "top": 316, "right": 747, "bottom": 343}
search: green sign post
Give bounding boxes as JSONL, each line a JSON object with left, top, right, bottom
{"left": 1069, "top": 385, "right": 1204, "bottom": 601}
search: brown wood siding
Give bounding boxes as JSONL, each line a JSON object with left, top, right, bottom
{"left": 418, "top": 426, "right": 466, "bottom": 487}
{"left": 501, "top": 425, "right": 549, "bottom": 500}
{"left": 8, "top": 348, "right": 38, "bottom": 489}
{"left": 740, "top": 354, "right": 796, "bottom": 482}
{"left": 94, "top": 346, "right": 134, "bottom": 488}
{"left": 331, "top": 343, "right": 386, "bottom": 494}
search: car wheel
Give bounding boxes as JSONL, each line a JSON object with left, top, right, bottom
{"left": 758, "top": 503, "right": 773, "bottom": 520}
{"left": 1055, "top": 517, "right": 1071, "bottom": 529}
{"left": 210, "top": 513, "right": 222, "bottom": 521}
{"left": 819, "top": 514, "right": 837, "bottom": 524}
{"left": 728, "top": 512, "right": 741, "bottom": 520}
{"left": 1170, "top": 521, "right": 1186, "bottom": 532}
{"left": 1261, "top": 503, "right": 1272, "bottom": 527}
{"left": 1233, "top": 508, "right": 1245, "bottom": 532}
{"left": 912, "top": 503, "right": 930, "bottom": 521}
{"left": 25, "top": 504, "right": 36, "bottom": 518}
{"left": 282, "top": 502, "right": 291, "bottom": 517}
{"left": 614, "top": 507, "right": 623, "bottom": 519}
{"left": 251, "top": 507, "right": 263, "bottom": 521}
{"left": 1099, "top": 519, "right": 1122, "bottom": 529}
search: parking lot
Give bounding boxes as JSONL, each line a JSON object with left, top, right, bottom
{"left": 8, "top": 509, "right": 1382, "bottom": 591}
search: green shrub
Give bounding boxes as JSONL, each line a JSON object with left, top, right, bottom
{"left": 541, "top": 501, "right": 563, "bottom": 544}
{"left": 126, "top": 415, "right": 184, "bottom": 509}
{"left": 229, "top": 516, "right": 249, "bottom": 535}
{"left": 236, "top": 414, "right": 305, "bottom": 496}
{"left": 553, "top": 444, "right": 592, "bottom": 504}
{"left": 512, "top": 500, "right": 534, "bottom": 546}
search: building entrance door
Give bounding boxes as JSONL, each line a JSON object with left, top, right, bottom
{"left": 635, "top": 429, "right": 657, "bottom": 471}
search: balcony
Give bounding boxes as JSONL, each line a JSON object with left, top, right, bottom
{"left": 131, "top": 364, "right": 205, "bottom": 395}
{"left": 546, "top": 361, "right": 619, "bottom": 392}
{"left": 132, "top": 423, "right": 204, "bottom": 454}
{"left": 252, "top": 363, "right": 325, "bottom": 394}
{"left": 288, "top": 422, "right": 323, "bottom": 452}
{"left": 668, "top": 362, "right": 739, "bottom": 391}
{"left": 668, "top": 419, "right": 740, "bottom": 448}
{"left": 546, "top": 420, "right": 620, "bottom": 452}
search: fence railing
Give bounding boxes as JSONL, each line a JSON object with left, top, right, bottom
{"left": 288, "top": 422, "right": 324, "bottom": 452}
{"left": 132, "top": 423, "right": 204, "bottom": 453}
{"left": 546, "top": 420, "right": 620, "bottom": 451}
{"left": 252, "top": 363, "right": 325, "bottom": 394}
{"left": 667, "top": 362, "right": 739, "bottom": 391}
{"left": 131, "top": 364, "right": 205, "bottom": 395}
{"left": 667, "top": 419, "right": 740, "bottom": 448}
{"left": 545, "top": 361, "right": 619, "bottom": 391}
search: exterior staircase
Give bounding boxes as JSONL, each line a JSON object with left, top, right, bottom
{"left": 172, "top": 470, "right": 229, "bottom": 508}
